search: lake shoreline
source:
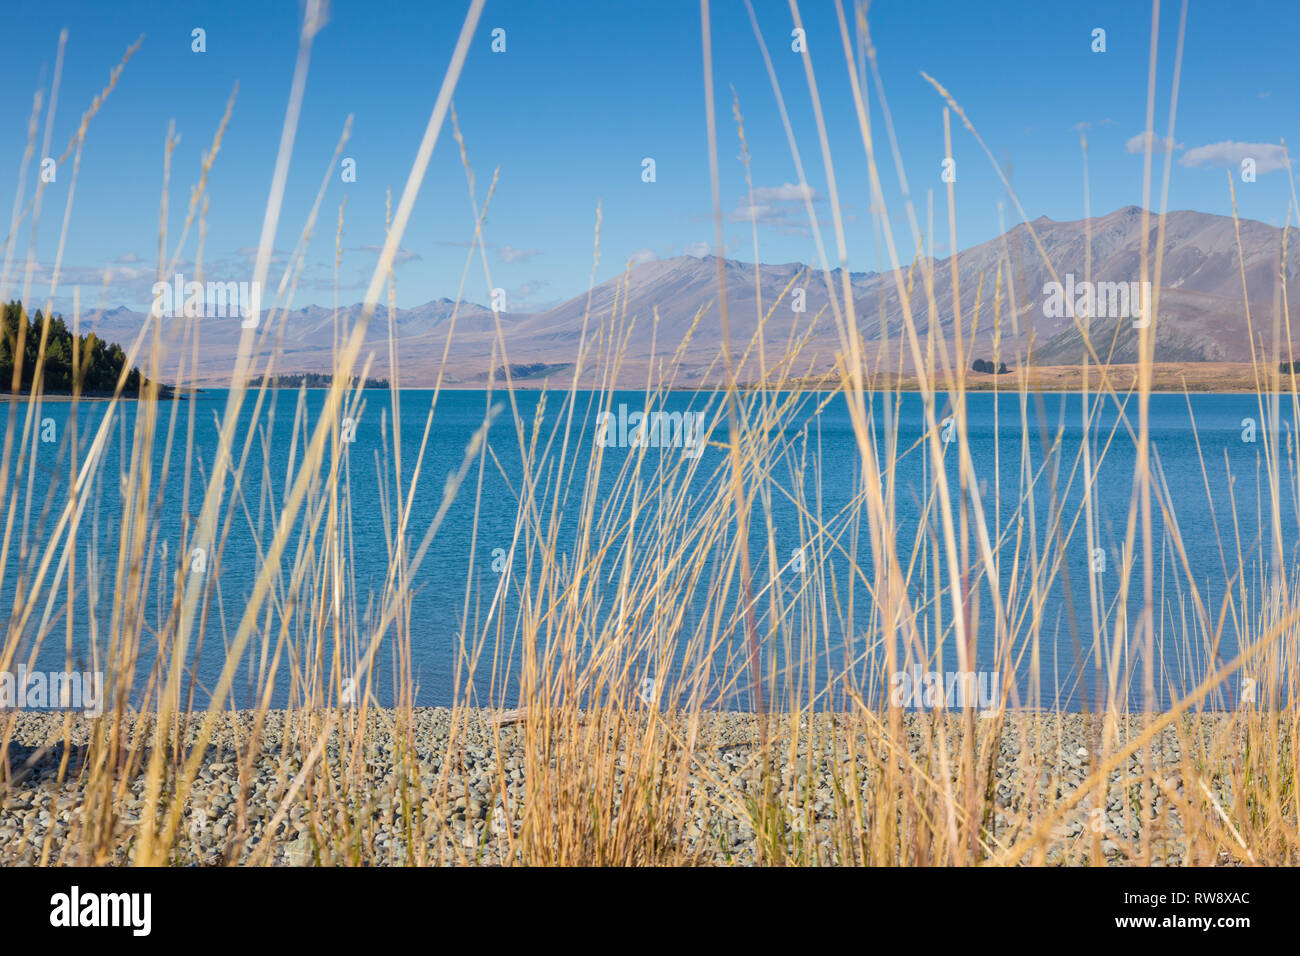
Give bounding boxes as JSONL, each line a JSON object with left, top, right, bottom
{"left": 3, "top": 390, "right": 183, "bottom": 403}
{"left": 168, "top": 363, "right": 1300, "bottom": 395}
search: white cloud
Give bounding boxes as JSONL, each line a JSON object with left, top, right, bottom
{"left": 726, "top": 182, "right": 821, "bottom": 230}
{"left": 1125, "top": 132, "right": 1182, "bottom": 154}
{"left": 1179, "top": 140, "right": 1290, "bottom": 174}
{"left": 751, "top": 182, "right": 816, "bottom": 202}
{"left": 628, "top": 248, "right": 656, "bottom": 265}
{"left": 683, "top": 242, "right": 712, "bottom": 258}
{"left": 498, "top": 244, "right": 539, "bottom": 264}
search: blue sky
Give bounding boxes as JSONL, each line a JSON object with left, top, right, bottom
{"left": 3, "top": 0, "right": 1297, "bottom": 314}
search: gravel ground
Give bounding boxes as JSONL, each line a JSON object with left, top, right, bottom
{"left": 0, "top": 708, "right": 1246, "bottom": 866}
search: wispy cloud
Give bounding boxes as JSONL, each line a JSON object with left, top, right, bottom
{"left": 358, "top": 244, "right": 422, "bottom": 265}
{"left": 234, "top": 246, "right": 290, "bottom": 262}
{"left": 627, "top": 248, "right": 657, "bottom": 265}
{"left": 1071, "top": 118, "right": 1113, "bottom": 133}
{"left": 1179, "top": 140, "right": 1290, "bottom": 174}
{"left": 498, "top": 244, "right": 539, "bottom": 264}
{"left": 435, "top": 240, "right": 540, "bottom": 265}
{"left": 725, "top": 182, "right": 820, "bottom": 232}
{"left": 507, "top": 279, "right": 556, "bottom": 312}
{"left": 1125, "top": 132, "right": 1182, "bottom": 154}
{"left": 753, "top": 183, "right": 816, "bottom": 202}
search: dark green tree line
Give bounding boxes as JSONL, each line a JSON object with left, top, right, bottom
{"left": 1, "top": 300, "right": 153, "bottom": 395}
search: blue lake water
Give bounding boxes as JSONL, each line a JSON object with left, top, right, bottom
{"left": 4, "top": 388, "right": 1295, "bottom": 712}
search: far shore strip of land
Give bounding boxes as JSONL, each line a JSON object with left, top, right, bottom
{"left": 23, "top": 362, "right": 1299, "bottom": 396}
{"left": 767, "top": 362, "right": 1300, "bottom": 394}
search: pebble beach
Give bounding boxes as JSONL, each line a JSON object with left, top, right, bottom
{"left": 0, "top": 708, "right": 1251, "bottom": 866}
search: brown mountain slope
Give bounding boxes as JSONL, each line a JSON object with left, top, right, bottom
{"left": 81, "top": 207, "right": 1300, "bottom": 386}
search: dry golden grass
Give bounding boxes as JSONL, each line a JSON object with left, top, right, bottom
{"left": 0, "top": 0, "right": 1297, "bottom": 868}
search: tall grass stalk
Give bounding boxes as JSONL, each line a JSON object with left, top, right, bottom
{"left": 0, "top": 0, "right": 1296, "bottom": 866}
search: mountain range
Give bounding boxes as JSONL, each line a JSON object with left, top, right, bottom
{"left": 77, "top": 206, "right": 1300, "bottom": 387}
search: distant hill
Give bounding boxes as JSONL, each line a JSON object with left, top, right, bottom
{"left": 77, "top": 208, "right": 1300, "bottom": 387}
{"left": 81, "top": 298, "right": 518, "bottom": 387}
